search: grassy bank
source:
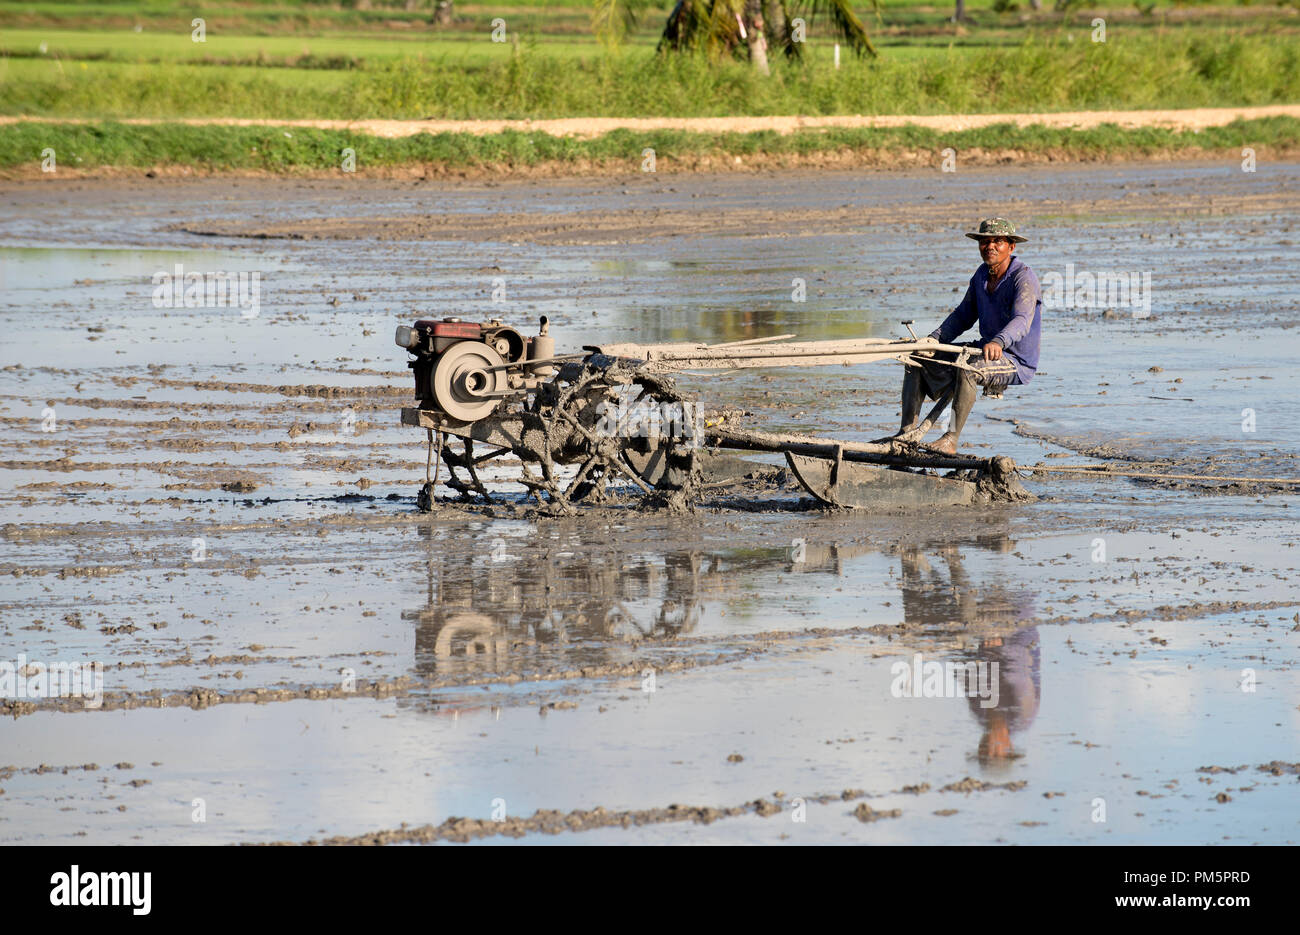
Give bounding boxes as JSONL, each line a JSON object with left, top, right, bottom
{"left": 4, "top": 116, "right": 1295, "bottom": 175}
{"left": 4, "top": 30, "right": 1299, "bottom": 121}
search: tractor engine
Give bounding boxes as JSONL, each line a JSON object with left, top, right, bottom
{"left": 394, "top": 317, "right": 555, "bottom": 422}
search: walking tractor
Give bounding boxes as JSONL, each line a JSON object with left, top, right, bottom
{"left": 394, "top": 316, "right": 1035, "bottom": 513}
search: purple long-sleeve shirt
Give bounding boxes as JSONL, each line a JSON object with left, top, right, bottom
{"left": 929, "top": 255, "right": 1042, "bottom": 385}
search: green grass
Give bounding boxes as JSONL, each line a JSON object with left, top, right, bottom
{"left": 2, "top": 29, "right": 1296, "bottom": 120}
{"left": 3, "top": 115, "right": 1294, "bottom": 172}
{"left": 0, "top": 1, "right": 609, "bottom": 35}
{"left": 0, "top": 26, "right": 623, "bottom": 66}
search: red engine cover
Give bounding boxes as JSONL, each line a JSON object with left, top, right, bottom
{"left": 415, "top": 319, "right": 482, "bottom": 340}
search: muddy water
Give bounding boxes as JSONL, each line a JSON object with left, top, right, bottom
{"left": 1, "top": 163, "right": 1298, "bottom": 844}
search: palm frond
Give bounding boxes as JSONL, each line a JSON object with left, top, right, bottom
{"left": 786, "top": 0, "right": 877, "bottom": 57}
{"left": 659, "top": 0, "right": 706, "bottom": 52}
{"left": 705, "top": 0, "right": 747, "bottom": 57}
{"left": 593, "top": 0, "right": 655, "bottom": 47}
{"left": 652, "top": 0, "right": 876, "bottom": 62}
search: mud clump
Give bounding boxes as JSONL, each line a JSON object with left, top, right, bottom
{"left": 940, "top": 777, "right": 1029, "bottom": 794}
{"left": 853, "top": 803, "right": 902, "bottom": 823}
{"left": 187, "top": 689, "right": 221, "bottom": 710}
{"left": 537, "top": 700, "right": 578, "bottom": 714}
{"left": 300, "top": 801, "right": 757, "bottom": 845}
{"left": 1256, "top": 761, "right": 1300, "bottom": 776}
{"left": 972, "top": 457, "right": 1036, "bottom": 504}
{"left": 57, "top": 566, "right": 121, "bottom": 579}
{"left": 2, "top": 700, "right": 37, "bottom": 718}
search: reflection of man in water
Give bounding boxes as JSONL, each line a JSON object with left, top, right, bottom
{"left": 966, "top": 626, "right": 1041, "bottom": 764}
{"left": 897, "top": 542, "right": 1040, "bottom": 761}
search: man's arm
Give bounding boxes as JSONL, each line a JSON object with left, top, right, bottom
{"left": 929, "top": 282, "right": 977, "bottom": 343}
{"left": 989, "top": 268, "right": 1040, "bottom": 351}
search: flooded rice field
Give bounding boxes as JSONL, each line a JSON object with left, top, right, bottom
{"left": 1, "top": 161, "right": 1298, "bottom": 844}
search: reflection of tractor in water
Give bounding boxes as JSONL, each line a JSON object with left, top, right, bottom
{"left": 401, "top": 526, "right": 875, "bottom": 682}
{"left": 403, "top": 530, "right": 713, "bottom": 681}
{"left": 426, "top": 612, "right": 508, "bottom": 659}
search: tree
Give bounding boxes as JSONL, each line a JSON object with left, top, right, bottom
{"left": 594, "top": 0, "right": 877, "bottom": 68}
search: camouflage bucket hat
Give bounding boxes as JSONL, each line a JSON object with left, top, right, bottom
{"left": 965, "top": 217, "right": 1028, "bottom": 243}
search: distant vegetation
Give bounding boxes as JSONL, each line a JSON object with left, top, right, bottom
{"left": 3, "top": 115, "right": 1295, "bottom": 172}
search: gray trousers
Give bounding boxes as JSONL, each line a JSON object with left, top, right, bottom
{"left": 917, "top": 344, "right": 1019, "bottom": 400}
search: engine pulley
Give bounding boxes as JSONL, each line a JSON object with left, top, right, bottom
{"left": 429, "top": 341, "right": 506, "bottom": 422}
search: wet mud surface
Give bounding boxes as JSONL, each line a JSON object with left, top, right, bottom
{"left": 1, "top": 162, "right": 1298, "bottom": 844}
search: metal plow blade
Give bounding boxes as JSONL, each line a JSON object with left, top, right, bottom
{"left": 626, "top": 448, "right": 778, "bottom": 487}
{"left": 785, "top": 452, "right": 976, "bottom": 509}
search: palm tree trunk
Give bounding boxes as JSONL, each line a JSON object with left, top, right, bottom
{"left": 744, "top": 0, "right": 770, "bottom": 74}
{"left": 763, "top": 0, "right": 786, "bottom": 46}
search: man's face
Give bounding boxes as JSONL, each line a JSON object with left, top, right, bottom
{"left": 978, "top": 236, "right": 1013, "bottom": 271}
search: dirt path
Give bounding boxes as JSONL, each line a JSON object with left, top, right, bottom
{"left": 4, "top": 104, "right": 1298, "bottom": 139}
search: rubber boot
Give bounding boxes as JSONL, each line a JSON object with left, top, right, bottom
{"left": 931, "top": 370, "right": 977, "bottom": 455}
{"left": 896, "top": 367, "right": 924, "bottom": 435}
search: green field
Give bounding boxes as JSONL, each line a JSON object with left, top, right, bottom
{"left": 0, "top": 26, "right": 617, "bottom": 64}
{"left": 2, "top": 0, "right": 1296, "bottom": 170}
{"left": 3, "top": 28, "right": 1297, "bottom": 120}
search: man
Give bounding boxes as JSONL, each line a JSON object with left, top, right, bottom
{"left": 898, "top": 217, "right": 1042, "bottom": 455}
